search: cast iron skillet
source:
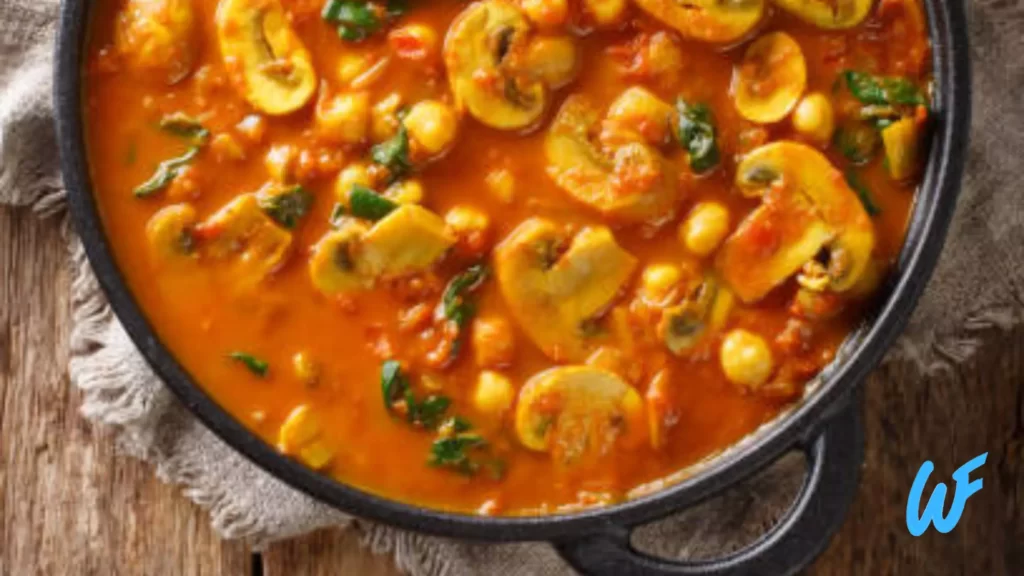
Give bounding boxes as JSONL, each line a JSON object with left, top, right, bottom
{"left": 54, "top": 0, "right": 970, "bottom": 572}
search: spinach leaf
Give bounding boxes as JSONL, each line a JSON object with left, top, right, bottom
{"left": 329, "top": 202, "right": 348, "bottom": 228}
{"left": 844, "top": 169, "right": 881, "bottom": 216}
{"left": 228, "top": 352, "right": 269, "bottom": 377}
{"left": 428, "top": 434, "right": 487, "bottom": 475}
{"left": 842, "top": 71, "right": 926, "bottom": 107}
{"left": 370, "top": 124, "right": 412, "bottom": 181}
{"left": 409, "top": 395, "right": 451, "bottom": 429}
{"left": 259, "top": 186, "right": 313, "bottom": 229}
{"left": 676, "top": 99, "right": 720, "bottom": 174}
{"left": 322, "top": 0, "right": 380, "bottom": 42}
{"left": 159, "top": 113, "right": 210, "bottom": 144}
{"left": 133, "top": 147, "right": 200, "bottom": 197}
{"left": 348, "top": 184, "right": 398, "bottom": 220}
{"left": 442, "top": 264, "right": 488, "bottom": 327}
{"left": 381, "top": 359, "right": 409, "bottom": 410}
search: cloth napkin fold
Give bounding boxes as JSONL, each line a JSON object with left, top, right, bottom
{"left": 3, "top": 0, "right": 1023, "bottom": 573}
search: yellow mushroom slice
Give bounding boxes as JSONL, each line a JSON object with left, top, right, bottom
{"left": 308, "top": 220, "right": 373, "bottom": 296}
{"left": 772, "top": 0, "right": 872, "bottom": 29}
{"left": 633, "top": 0, "right": 764, "bottom": 44}
{"left": 216, "top": 0, "right": 317, "bottom": 115}
{"left": 200, "top": 193, "right": 293, "bottom": 282}
{"left": 495, "top": 218, "right": 638, "bottom": 361}
{"left": 515, "top": 366, "right": 645, "bottom": 463}
{"left": 583, "top": 0, "right": 629, "bottom": 26}
{"left": 115, "top": 0, "right": 197, "bottom": 84}
{"left": 658, "top": 276, "right": 735, "bottom": 355}
{"left": 278, "top": 405, "right": 335, "bottom": 470}
{"left": 881, "top": 117, "right": 923, "bottom": 181}
{"left": 733, "top": 32, "right": 807, "bottom": 124}
{"left": 546, "top": 95, "right": 678, "bottom": 223}
{"left": 361, "top": 205, "right": 455, "bottom": 278}
{"left": 717, "top": 141, "right": 875, "bottom": 302}
{"left": 145, "top": 203, "right": 198, "bottom": 261}
{"left": 444, "top": 0, "right": 554, "bottom": 130}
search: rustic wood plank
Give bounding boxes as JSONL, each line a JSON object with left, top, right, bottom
{"left": 261, "top": 528, "right": 401, "bottom": 576}
{"left": 0, "top": 206, "right": 252, "bottom": 576}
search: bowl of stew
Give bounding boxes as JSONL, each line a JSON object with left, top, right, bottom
{"left": 55, "top": 0, "right": 969, "bottom": 572}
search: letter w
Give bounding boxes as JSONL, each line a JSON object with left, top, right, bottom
{"left": 905, "top": 452, "right": 988, "bottom": 536}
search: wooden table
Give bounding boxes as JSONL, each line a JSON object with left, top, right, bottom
{"left": 2, "top": 203, "right": 1020, "bottom": 575}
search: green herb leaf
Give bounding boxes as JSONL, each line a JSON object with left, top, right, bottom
{"left": 833, "top": 123, "right": 879, "bottom": 165}
{"left": 229, "top": 352, "right": 269, "bottom": 377}
{"left": 133, "top": 147, "right": 200, "bottom": 197}
{"left": 676, "top": 99, "right": 720, "bottom": 174}
{"left": 322, "top": 0, "right": 383, "bottom": 42}
{"left": 442, "top": 264, "right": 488, "bottom": 327}
{"left": 444, "top": 416, "right": 473, "bottom": 434}
{"left": 258, "top": 186, "right": 313, "bottom": 229}
{"left": 370, "top": 124, "right": 412, "bottom": 181}
{"left": 159, "top": 113, "right": 210, "bottom": 144}
{"left": 409, "top": 395, "right": 451, "bottom": 429}
{"left": 329, "top": 202, "right": 348, "bottom": 228}
{"left": 428, "top": 434, "right": 487, "bottom": 475}
{"left": 844, "top": 169, "right": 881, "bottom": 216}
{"left": 381, "top": 359, "right": 409, "bottom": 410}
{"left": 842, "top": 70, "right": 926, "bottom": 107}
{"left": 348, "top": 184, "right": 398, "bottom": 221}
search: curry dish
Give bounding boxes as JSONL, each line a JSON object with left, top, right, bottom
{"left": 85, "top": 0, "right": 931, "bottom": 514}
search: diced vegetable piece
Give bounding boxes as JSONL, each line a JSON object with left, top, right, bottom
{"left": 495, "top": 218, "right": 637, "bottom": 361}
{"left": 360, "top": 205, "right": 455, "bottom": 277}
{"left": 720, "top": 329, "right": 774, "bottom": 389}
{"left": 216, "top": 0, "right": 317, "bottom": 115}
{"left": 292, "top": 351, "right": 320, "bottom": 385}
{"left": 718, "top": 141, "right": 875, "bottom": 301}
{"left": 473, "top": 371, "right": 515, "bottom": 417}
{"left": 134, "top": 147, "right": 200, "bottom": 197}
{"left": 881, "top": 116, "right": 923, "bottom": 180}
{"left": 546, "top": 95, "right": 678, "bottom": 222}
{"left": 792, "top": 92, "right": 835, "bottom": 145}
{"left": 733, "top": 32, "right": 807, "bottom": 124}
{"left": 229, "top": 351, "right": 269, "bottom": 377}
{"left": 681, "top": 202, "right": 731, "bottom": 257}
{"left": 388, "top": 23, "right": 440, "bottom": 61}
{"left": 773, "top": 0, "right": 871, "bottom": 28}
{"left": 633, "top": 0, "right": 764, "bottom": 43}
{"left": 471, "top": 316, "right": 516, "bottom": 369}
{"left": 115, "top": 0, "right": 197, "bottom": 84}
{"left": 257, "top": 184, "right": 313, "bottom": 229}
{"left": 515, "top": 366, "right": 645, "bottom": 463}
{"left": 145, "top": 203, "right": 198, "bottom": 260}
{"left": 676, "top": 99, "right": 720, "bottom": 174}
{"left": 278, "top": 404, "right": 335, "bottom": 469}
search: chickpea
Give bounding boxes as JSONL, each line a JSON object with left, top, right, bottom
{"left": 445, "top": 205, "right": 491, "bottom": 254}
{"left": 387, "top": 23, "right": 439, "bottom": 62}
{"left": 371, "top": 93, "right": 403, "bottom": 142}
{"left": 292, "top": 351, "right": 320, "bottom": 386}
{"left": 384, "top": 179, "right": 425, "bottom": 205}
{"left": 640, "top": 263, "right": 682, "bottom": 305}
{"left": 473, "top": 370, "right": 515, "bottom": 416}
{"left": 720, "top": 329, "right": 775, "bottom": 389}
{"left": 584, "top": 0, "right": 628, "bottom": 26}
{"left": 334, "top": 163, "right": 372, "bottom": 201}
{"left": 520, "top": 0, "right": 569, "bottom": 28}
{"left": 523, "top": 37, "right": 578, "bottom": 89}
{"left": 681, "top": 202, "right": 731, "bottom": 257}
{"left": 316, "top": 91, "right": 370, "bottom": 145}
{"left": 472, "top": 316, "right": 515, "bottom": 368}
{"left": 402, "top": 100, "right": 459, "bottom": 156}
{"left": 485, "top": 168, "right": 515, "bottom": 203}
{"left": 606, "top": 87, "right": 676, "bottom": 145}
{"left": 792, "top": 92, "right": 835, "bottom": 145}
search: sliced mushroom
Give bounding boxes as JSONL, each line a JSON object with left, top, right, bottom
{"left": 308, "top": 206, "right": 454, "bottom": 296}
{"left": 733, "top": 32, "right": 807, "bottom": 124}
{"left": 772, "top": 0, "right": 872, "bottom": 29}
{"left": 495, "top": 218, "right": 637, "bottom": 361}
{"left": 216, "top": 0, "right": 317, "bottom": 115}
{"left": 515, "top": 366, "right": 645, "bottom": 463}
{"left": 881, "top": 117, "right": 923, "bottom": 181}
{"left": 546, "top": 95, "right": 678, "bottom": 223}
{"left": 145, "top": 203, "right": 198, "bottom": 261}
{"left": 717, "top": 141, "right": 875, "bottom": 302}
{"left": 633, "top": 0, "right": 764, "bottom": 44}
{"left": 278, "top": 405, "right": 335, "bottom": 470}
{"left": 658, "top": 276, "right": 735, "bottom": 355}
{"left": 115, "top": 0, "right": 197, "bottom": 84}
{"left": 200, "top": 193, "right": 293, "bottom": 282}
{"left": 445, "top": 0, "right": 569, "bottom": 130}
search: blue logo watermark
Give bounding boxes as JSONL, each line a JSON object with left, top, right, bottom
{"left": 905, "top": 452, "right": 987, "bottom": 536}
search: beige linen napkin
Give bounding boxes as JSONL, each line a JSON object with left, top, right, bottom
{"left": 3, "top": 0, "right": 1023, "bottom": 573}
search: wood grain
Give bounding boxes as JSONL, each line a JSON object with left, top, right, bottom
{"left": 1, "top": 200, "right": 1021, "bottom": 575}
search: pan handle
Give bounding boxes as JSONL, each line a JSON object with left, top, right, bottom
{"left": 554, "top": 392, "right": 863, "bottom": 576}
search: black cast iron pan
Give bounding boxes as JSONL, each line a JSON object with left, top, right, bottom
{"left": 53, "top": 0, "right": 970, "bottom": 572}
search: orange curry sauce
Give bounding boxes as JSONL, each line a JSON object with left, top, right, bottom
{"left": 84, "top": 0, "right": 929, "bottom": 514}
